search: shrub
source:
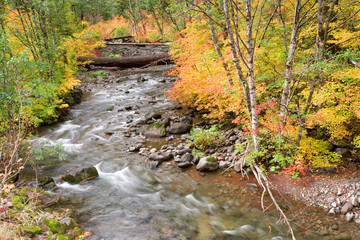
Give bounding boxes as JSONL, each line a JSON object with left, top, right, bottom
{"left": 189, "top": 125, "right": 223, "bottom": 150}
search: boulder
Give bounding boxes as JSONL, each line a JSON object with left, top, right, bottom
{"left": 196, "top": 156, "right": 219, "bottom": 172}
{"left": 145, "top": 122, "right": 166, "bottom": 138}
{"left": 168, "top": 123, "right": 192, "bottom": 134}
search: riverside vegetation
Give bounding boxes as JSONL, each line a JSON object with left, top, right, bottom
{"left": 0, "top": 0, "right": 359, "bottom": 239}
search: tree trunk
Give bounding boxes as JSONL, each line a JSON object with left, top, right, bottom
{"left": 77, "top": 53, "right": 171, "bottom": 68}
{"left": 279, "top": 0, "right": 302, "bottom": 122}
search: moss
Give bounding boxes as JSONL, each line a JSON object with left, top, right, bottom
{"left": 208, "top": 166, "right": 217, "bottom": 171}
{"left": 21, "top": 225, "right": 41, "bottom": 237}
{"left": 54, "top": 234, "right": 73, "bottom": 240}
{"left": 205, "top": 156, "right": 216, "bottom": 163}
{"left": 106, "top": 106, "right": 114, "bottom": 111}
{"left": 8, "top": 209, "right": 17, "bottom": 219}
{"left": 11, "top": 195, "right": 27, "bottom": 210}
{"left": 43, "top": 219, "right": 66, "bottom": 234}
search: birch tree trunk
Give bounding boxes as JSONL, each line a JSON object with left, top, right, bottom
{"left": 279, "top": 0, "right": 302, "bottom": 122}
{"left": 222, "top": 0, "right": 252, "bottom": 117}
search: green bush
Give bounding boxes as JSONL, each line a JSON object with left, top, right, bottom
{"left": 189, "top": 125, "right": 223, "bottom": 150}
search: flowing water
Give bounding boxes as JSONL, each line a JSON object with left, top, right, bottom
{"left": 32, "top": 65, "right": 333, "bottom": 240}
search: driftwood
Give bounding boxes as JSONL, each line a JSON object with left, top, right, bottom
{"left": 105, "top": 42, "right": 171, "bottom": 47}
{"left": 77, "top": 53, "right": 171, "bottom": 68}
{"left": 104, "top": 35, "right": 134, "bottom": 42}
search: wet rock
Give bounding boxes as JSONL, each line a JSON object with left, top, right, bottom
{"left": 178, "top": 162, "right": 193, "bottom": 168}
{"left": 61, "top": 174, "right": 77, "bottom": 184}
{"left": 165, "top": 135, "right": 174, "bottom": 141}
{"left": 146, "top": 122, "right": 166, "bottom": 138}
{"left": 128, "top": 143, "right": 144, "bottom": 152}
{"left": 196, "top": 156, "right": 219, "bottom": 172}
{"left": 192, "top": 155, "right": 200, "bottom": 164}
{"left": 340, "top": 201, "right": 353, "bottom": 214}
{"left": 181, "top": 153, "right": 193, "bottom": 163}
{"left": 168, "top": 123, "right": 192, "bottom": 134}
{"left": 145, "top": 111, "right": 162, "bottom": 120}
{"left": 149, "top": 152, "right": 173, "bottom": 162}
{"left": 37, "top": 176, "right": 55, "bottom": 187}
{"left": 162, "top": 117, "right": 171, "bottom": 128}
{"left": 75, "top": 167, "right": 99, "bottom": 183}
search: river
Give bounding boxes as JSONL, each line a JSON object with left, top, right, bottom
{"left": 31, "top": 63, "right": 336, "bottom": 240}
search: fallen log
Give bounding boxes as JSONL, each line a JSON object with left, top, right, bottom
{"left": 77, "top": 53, "right": 171, "bottom": 68}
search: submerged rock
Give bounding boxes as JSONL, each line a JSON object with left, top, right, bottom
{"left": 196, "top": 156, "right": 218, "bottom": 172}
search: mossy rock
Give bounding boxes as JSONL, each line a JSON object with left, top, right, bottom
{"left": 11, "top": 195, "right": 27, "bottom": 210}
{"left": 205, "top": 156, "right": 216, "bottom": 163}
{"left": 61, "top": 174, "right": 78, "bottom": 184}
{"left": 146, "top": 122, "right": 166, "bottom": 138}
{"left": 37, "top": 176, "right": 55, "bottom": 186}
{"left": 43, "top": 219, "right": 67, "bottom": 234}
{"left": 74, "top": 167, "right": 99, "bottom": 183}
{"left": 21, "top": 225, "right": 42, "bottom": 237}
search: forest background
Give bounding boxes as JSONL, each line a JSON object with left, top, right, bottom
{"left": 0, "top": 0, "right": 360, "bottom": 191}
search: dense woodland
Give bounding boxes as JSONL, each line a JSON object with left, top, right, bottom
{"left": 0, "top": 0, "right": 359, "bottom": 237}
